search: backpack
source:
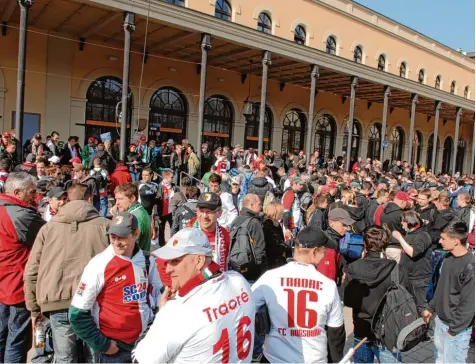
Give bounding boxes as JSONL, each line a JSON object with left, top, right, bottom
{"left": 91, "top": 169, "right": 107, "bottom": 191}
{"left": 263, "top": 190, "right": 275, "bottom": 209}
{"left": 229, "top": 217, "right": 259, "bottom": 281}
{"left": 338, "top": 232, "right": 364, "bottom": 260}
{"left": 372, "top": 263, "right": 427, "bottom": 352}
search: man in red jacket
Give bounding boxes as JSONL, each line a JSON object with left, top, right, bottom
{"left": 0, "top": 172, "right": 45, "bottom": 362}
{"left": 110, "top": 161, "right": 132, "bottom": 196}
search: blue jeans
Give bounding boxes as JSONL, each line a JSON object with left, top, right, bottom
{"left": 93, "top": 348, "right": 131, "bottom": 363}
{"left": 130, "top": 172, "right": 140, "bottom": 182}
{"left": 353, "top": 336, "right": 402, "bottom": 363}
{"left": 49, "top": 310, "right": 79, "bottom": 363}
{"left": 0, "top": 302, "right": 32, "bottom": 363}
{"left": 434, "top": 316, "right": 472, "bottom": 363}
{"left": 94, "top": 196, "right": 108, "bottom": 217}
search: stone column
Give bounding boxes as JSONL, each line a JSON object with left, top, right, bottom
{"left": 345, "top": 77, "right": 358, "bottom": 171}
{"left": 258, "top": 51, "right": 272, "bottom": 155}
{"left": 431, "top": 101, "right": 442, "bottom": 172}
{"left": 70, "top": 98, "right": 87, "bottom": 145}
{"left": 305, "top": 65, "right": 319, "bottom": 166}
{"left": 408, "top": 93, "right": 418, "bottom": 163}
{"left": 272, "top": 126, "right": 283, "bottom": 153}
{"left": 451, "top": 107, "right": 462, "bottom": 174}
{"left": 380, "top": 86, "right": 391, "bottom": 165}
{"left": 196, "top": 33, "right": 212, "bottom": 153}
{"left": 436, "top": 146, "right": 444, "bottom": 174}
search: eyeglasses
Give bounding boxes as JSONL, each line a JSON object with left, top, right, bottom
{"left": 197, "top": 209, "right": 219, "bottom": 215}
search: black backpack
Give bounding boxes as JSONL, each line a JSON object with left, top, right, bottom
{"left": 91, "top": 169, "right": 108, "bottom": 191}
{"left": 229, "top": 217, "right": 259, "bottom": 281}
{"left": 371, "top": 263, "right": 426, "bottom": 352}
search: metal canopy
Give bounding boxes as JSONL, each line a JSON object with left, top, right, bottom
{"left": 1, "top": 0, "right": 474, "bottom": 123}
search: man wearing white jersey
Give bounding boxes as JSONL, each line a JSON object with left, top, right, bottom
{"left": 252, "top": 226, "right": 345, "bottom": 363}
{"left": 134, "top": 228, "right": 255, "bottom": 363}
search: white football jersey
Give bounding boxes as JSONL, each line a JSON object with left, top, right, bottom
{"left": 252, "top": 261, "right": 344, "bottom": 363}
{"left": 133, "top": 271, "right": 255, "bottom": 363}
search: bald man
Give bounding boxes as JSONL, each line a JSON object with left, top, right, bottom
{"left": 229, "top": 193, "right": 267, "bottom": 282}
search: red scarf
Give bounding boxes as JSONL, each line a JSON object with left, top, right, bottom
{"left": 178, "top": 261, "right": 222, "bottom": 297}
{"left": 32, "top": 143, "right": 44, "bottom": 157}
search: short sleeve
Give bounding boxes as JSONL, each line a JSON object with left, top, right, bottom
{"left": 326, "top": 283, "right": 344, "bottom": 328}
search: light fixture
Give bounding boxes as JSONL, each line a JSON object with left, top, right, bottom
{"left": 243, "top": 60, "right": 254, "bottom": 118}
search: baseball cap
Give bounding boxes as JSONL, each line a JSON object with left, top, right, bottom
{"left": 196, "top": 192, "right": 222, "bottom": 210}
{"left": 328, "top": 208, "right": 356, "bottom": 225}
{"left": 107, "top": 212, "right": 139, "bottom": 237}
{"left": 350, "top": 181, "right": 361, "bottom": 190}
{"left": 295, "top": 226, "right": 331, "bottom": 248}
{"left": 154, "top": 228, "right": 213, "bottom": 260}
{"left": 140, "top": 135, "right": 147, "bottom": 141}
{"left": 408, "top": 188, "right": 418, "bottom": 199}
{"left": 2, "top": 132, "right": 11, "bottom": 138}
{"left": 70, "top": 157, "right": 81, "bottom": 164}
{"left": 319, "top": 185, "right": 330, "bottom": 194}
{"left": 329, "top": 181, "right": 338, "bottom": 189}
{"left": 47, "top": 186, "right": 66, "bottom": 199}
{"left": 48, "top": 156, "right": 61, "bottom": 164}
{"left": 291, "top": 177, "right": 305, "bottom": 185}
{"left": 394, "top": 191, "right": 411, "bottom": 202}
{"left": 88, "top": 137, "right": 95, "bottom": 143}
{"left": 167, "top": 139, "right": 174, "bottom": 145}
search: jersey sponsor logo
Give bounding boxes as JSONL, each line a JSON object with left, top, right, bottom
{"left": 76, "top": 282, "right": 87, "bottom": 296}
{"left": 123, "top": 282, "right": 147, "bottom": 303}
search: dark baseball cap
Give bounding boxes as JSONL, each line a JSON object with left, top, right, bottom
{"left": 196, "top": 192, "right": 222, "bottom": 210}
{"left": 328, "top": 208, "right": 356, "bottom": 225}
{"left": 47, "top": 187, "right": 66, "bottom": 199}
{"left": 295, "top": 226, "right": 331, "bottom": 248}
{"left": 107, "top": 212, "right": 138, "bottom": 237}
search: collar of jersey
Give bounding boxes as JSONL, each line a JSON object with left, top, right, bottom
{"left": 177, "top": 261, "right": 222, "bottom": 297}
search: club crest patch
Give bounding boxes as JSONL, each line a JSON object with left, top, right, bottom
{"left": 172, "top": 239, "right": 179, "bottom": 247}
{"left": 114, "top": 216, "right": 123, "bottom": 225}
{"left": 204, "top": 194, "right": 212, "bottom": 201}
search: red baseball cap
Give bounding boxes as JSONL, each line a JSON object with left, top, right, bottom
{"left": 407, "top": 189, "right": 418, "bottom": 199}
{"left": 70, "top": 157, "right": 81, "bottom": 164}
{"left": 320, "top": 186, "right": 331, "bottom": 194}
{"left": 140, "top": 135, "right": 147, "bottom": 142}
{"left": 88, "top": 137, "right": 95, "bottom": 143}
{"left": 329, "top": 182, "right": 338, "bottom": 189}
{"left": 2, "top": 132, "right": 11, "bottom": 138}
{"left": 395, "top": 191, "right": 411, "bottom": 202}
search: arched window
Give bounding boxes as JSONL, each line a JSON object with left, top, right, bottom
{"left": 450, "top": 81, "right": 456, "bottom": 94}
{"left": 442, "top": 137, "right": 453, "bottom": 174}
{"left": 426, "top": 133, "right": 440, "bottom": 170}
{"left": 281, "top": 109, "right": 306, "bottom": 155}
{"left": 164, "top": 0, "right": 184, "bottom": 5}
{"left": 294, "top": 25, "right": 306, "bottom": 45}
{"left": 378, "top": 54, "right": 386, "bottom": 71}
{"left": 244, "top": 103, "right": 273, "bottom": 151}
{"left": 148, "top": 87, "right": 188, "bottom": 143}
{"left": 257, "top": 12, "right": 272, "bottom": 34}
{"left": 464, "top": 86, "right": 470, "bottom": 98}
{"left": 399, "top": 62, "right": 406, "bottom": 77}
{"left": 85, "top": 76, "right": 132, "bottom": 141}
{"left": 342, "top": 120, "right": 361, "bottom": 163}
{"left": 367, "top": 123, "right": 381, "bottom": 161}
{"left": 203, "top": 95, "right": 233, "bottom": 150}
{"left": 215, "top": 0, "right": 231, "bottom": 21}
{"left": 412, "top": 131, "right": 423, "bottom": 166}
{"left": 435, "top": 75, "right": 441, "bottom": 89}
{"left": 353, "top": 46, "right": 363, "bottom": 63}
{"left": 455, "top": 137, "right": 466, "bottom": 173}
{"left": 326, "top": 36, "right": 337, "bottom": 55}
{"left": 314, "top": 114, "right": 336, "bottom": 158}
{"left": 390, "top": 126, "right": 405, "bottom": 161}
{"left": 418, "top": 69, "right": 425, "bottom": 84}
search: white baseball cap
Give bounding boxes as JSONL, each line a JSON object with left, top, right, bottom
{"left": 154, "top": 228, "right": 213, "bottom": 260}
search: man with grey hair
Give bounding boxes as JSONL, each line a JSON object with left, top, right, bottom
{"left": 0, "top": 172, "right": 45, "bottom": 362}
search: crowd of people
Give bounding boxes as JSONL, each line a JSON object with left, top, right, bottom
{"left": 0, "top": 128, "right": 474, "bottom": 363}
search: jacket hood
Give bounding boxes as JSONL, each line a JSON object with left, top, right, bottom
{"left": 53, "top": 200, "right": 101, "bottom": 223}
{"left": 251, "top": 177, "right": 269, "bottom": 188}
{"left": 384, "top": 202, "right": 401, "bottom": 214}
{"left": 348, "top": 253, "right": 395, "bottom": 288}
{"left": 114, "top": 166, "right": 129, "bottom": 172}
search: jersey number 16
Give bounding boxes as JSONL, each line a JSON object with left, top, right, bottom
{"left": 284, "top": 288, "right": 318, "bottom": 328}
{"left": 213, "top": 316, "right": 252, "bottom": 363}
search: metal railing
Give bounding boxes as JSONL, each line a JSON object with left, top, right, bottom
{"left": 180, "top": 171, "right": 204, "bottom": 192}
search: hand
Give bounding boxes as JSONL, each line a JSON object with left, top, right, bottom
{"left": 110, "top": 205, "right": 118, "bottom": 216}
{"left": 159, "top": 286, "right": 176, "bottom": 308}
{"left": 392, "top": 230, "right": 403, "bottom": 240}
{"left": 31, "top": 313, "right": 45, "bottom": 331}
{"left": 422, "top": 309, "right": 432, "bottom": 324}
{"left": 105, "top": 340, "right": 119, "bottom": 355}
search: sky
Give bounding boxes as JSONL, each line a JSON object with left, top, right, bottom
{"left": 354, "top": 0, "right": 475, "bottom": 52}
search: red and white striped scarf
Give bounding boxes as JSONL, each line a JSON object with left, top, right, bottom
{"left": 192, "top": 220, "right": 227, "bottom": 271}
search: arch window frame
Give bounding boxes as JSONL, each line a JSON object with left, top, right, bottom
{"left": 464, "top": 86, "right": 470, "bottom": 98}
{"left": 326, "top": 36, "right": 337, "bottom": 55}
{"left": 202, "top": 95, "right": 234, "bottom": 150}
{"left": 390, "top": 126, "right": 405, "bottom": 162}
{"left": 378, "top": 54, "right": 386, "bottom": 71}
{"left": 435, "top": 75, "right": 441, "bottom": 89}
{"left": 148, "top": 86, "right": 188, "bottom": 143}
{"left": 450, "top": 80, "right": 456, "bottom": 94}
{"left": 418, "top": 69, "right": 425, "bottom": 84}
{"left": 367, "top": 123, "right": 382, "bottom": 161}
{"left": 215, "top": 0, "right": 232, "bottom": 21}
{"left": 353, "top": 46, "right": 363, "bottom": 63}
{"left": 294, "top": 25, "right": 306, "bottom": 45}
{"left": 412, "top": 130, "right": 423, "bottom": 166}
{"left": 442, "top": 136, "right": 454, "bottom": 174}
{"left": 257, "top": 12, "right": 272, "bottom": 34}
{"left": 281, "top": 108, "right": 307, "bottom": 155}
{"left": 313, "top": 113, "right": 336, "bottom": 158}
{"left": 342, "top": 119, "right": 362, "bottom": 162}
{"left": 244, "top": 103, "right": 273, "bottom": 150}
{"left": 399, "top": 62, "right": 407, "bottom": 78}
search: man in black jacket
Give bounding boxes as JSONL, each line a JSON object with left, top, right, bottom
{"left": 414, "top": 188, "right": 437, "bottom": 226}
{"left": 429, "top": 195, "right": 454, "bottom": 248}
{"left": 422, "top": 222, "right": 475, "bottom": 364}
{"left": 230, "top": 193, "right": 267, "bottom": 281}
{"left": 365, "top": 188, "right": 389, "bottom": 227}
{"left": 380, "top": 191, "right": 410, "bottom": 262}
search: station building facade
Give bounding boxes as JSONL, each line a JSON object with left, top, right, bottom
{"left": 0, "top": 0, "right": 474, "bottom": 173}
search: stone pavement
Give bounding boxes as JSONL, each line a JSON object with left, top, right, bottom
{"left": 342, "top": 307, "right": 475, "bottom": 363}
